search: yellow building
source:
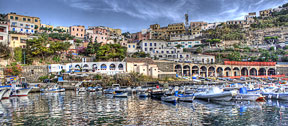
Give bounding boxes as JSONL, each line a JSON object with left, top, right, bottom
{"left": 55, "top": 26, "right": 70, "bottom": 33}
{"left": 167, "top": 23, "right": 185, "bottom": 36}
{"left": 5, "top": 13, "right": 41, "bottom": 32}
{"left": 41, "top": 24, "right": 54, "bottom": 29}
{"left": 9, "top": 33, "right": 33, "bottom": 48}
{"left": 260, "top": 9, "right": 273, "bottom": 17}
{"left": 150, "top": 24, "right": 168, "bottom": 40}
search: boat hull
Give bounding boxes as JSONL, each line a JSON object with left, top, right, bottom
{"left": 114, "top": 92, "right": 128, "bottom": 98}
{"left": 262, "top": 93, "right": 288, "bottom": 100}
{"left": 178, "top": 95, "right": 195, "bottom": 102}
{"left": 161, "top": 96, "right": 178, "bottom": 103}
{"left": 233, "top": 94, "right": 263, "bottom": 101}
{"left": 2, "top": 89, "right": 11, "bottom": 99}
{"left": 12, "top": 88, "right": 32, "bottom": 97}
{"left": 195, "top": 91, "right": 236, "bottom": 101}
{"left": 0, "top": 89, "right": 7, "bottom": 100}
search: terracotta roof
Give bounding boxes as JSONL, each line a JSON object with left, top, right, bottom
{"left": 126, "top": 58, "right": 155, "bottom": 64}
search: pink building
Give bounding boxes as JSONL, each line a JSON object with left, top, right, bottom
{"left": 70, "top": 25, "right": 85, "bottom": 39}
{"left": 130, "top": 31, "right": 150, "bottom": 43}
{"left": 87, "top": 27, "right": 109, "bottom": 44}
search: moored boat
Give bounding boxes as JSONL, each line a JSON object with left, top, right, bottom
{"left": 178, "top": 94, "right": 195, "bottom": 102}
{"left": 11, "top": 87, "right": 32, "bottom": 97}
{"left": 195, "top": 87, "right": 237, "bottom": 101}
{"left": 161, "top": 95, "right": 178, "bottom": 103}
{"left": 113, "top": 92, "right": 128, "bottom": 98}
{"left": 138, "top": 91, "right": 149, "bottom": 98}
{"left": 233, "top": 87, "right": 264, "bottom": 101}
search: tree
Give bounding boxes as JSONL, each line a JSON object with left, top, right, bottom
{"left": 196, "top": 47, "right": 203, "bottom": 53}
{"left": 175, "top": 44, "right": 182, "bottom": 49}
{"left": 5, "top": 63, "right": 22, "bottom": 76}
{"left": 131, "top": 52, "right": 150, "bottom": 58}
{"left": 14, "top": 47, "right": 23, "bottom": 63}
{"left": 34, "top": 25, "right": 38, "bottom": 30}
{"left": 227, "top": 51, "right": 241, "bottom": 61}
{"left": 0, "top": 43, "right": 10, "bottom": 59}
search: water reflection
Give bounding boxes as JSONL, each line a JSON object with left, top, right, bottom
{"left": 0, "top": 91, "right": 288, "bottom": 125}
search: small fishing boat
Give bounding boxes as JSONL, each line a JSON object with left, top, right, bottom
{"left": 161, "top": 95, "right": 178, "bottom": 103}
{"left": 77, "top": 87, "right": 86, "bottom": 92}
{"left": 150, "top": 88, "right": 164, "bottom": 100}
{"left": 113, "top": 91, "right": 128, "bottom": 98}
{"left": 138, "top": 91, "right": 149, "bottom": 98}
{"left": 103, "top": 88, "right": 115, "bottom": 94}
{"left": 233, "top": 87, "right": 265, "bottom": 101}
{"left": 262, "top": 87, "right": 288, "bottom": 100}
{"left": 87, "top": 87, "right": 96, "bottom": 92}
{"left": 194, "top": 87, "right": 237, "bottom": 101}
{"left": 0, "top": 88, "right": 7, "bottom": 100}
{"left": 178, "top": 94, "right": 195, "bottom": 102}
{"left": 41, "top": 85, "right": 65, "bottom": 92}
{"left": 11, "top": 86, "right": 32, "bottom": 97}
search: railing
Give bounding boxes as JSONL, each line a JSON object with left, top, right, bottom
{"left": 225, "top": 74, "right": 285, "bottom": 79}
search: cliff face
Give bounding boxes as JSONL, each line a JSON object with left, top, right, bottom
{"left": 246, "top": 27, "right": 288, "bottom": 45}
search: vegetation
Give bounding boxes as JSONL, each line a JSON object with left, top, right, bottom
{"left": 5, "top": 63, "right": 22, "bottom": 76}
{"left": 25, "top": 37, "right": 71, "bottom": 64}
{"left": 131, "top": 51, "right": 150, "bottom": 58}
{"left": 0, "top": 43, "right": 10, "bottom": 59}
{"left": 175, "top": 44, "right": 182, "bottom": 49}
{"left": 204, "top": 24, "right": 245, "bottom": 40}
{"left": 14, "top": 47, "right": 23, "bottom": 63}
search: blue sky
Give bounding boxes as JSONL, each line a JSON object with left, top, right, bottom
{"left": 0, "top": 0, "right": 287, "bottom": 33}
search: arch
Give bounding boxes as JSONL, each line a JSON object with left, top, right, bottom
{"left": 192, "top": 66, "right": 199, "bottom": 75}
{"left": 100, "top": 64, "right": 107, "bottom": 70}
{"left": 200, "top": 66, "right": 207, "bottom": 77}
{"left": 75, "top": 64, "right": 80, "bottom": 69}
{"left": 233, "top": 67, "right": 240, "bottom": 76}
{"left": 174, "top": 64, "right": 182, "bottom": 76}
{"left": 110, "top": 64, "right": 116, "bottom": 70}
{"left": 241, "top": 67, "right": 249, "bottom": 76}
{"left": 83, "top": 64, "right": 89, "bottom": 68}
{"left": 216, "top": 67, "right": 223, "bottom": 77}
{"left": 208, "top": 66, "right": 215, "bottom": 77}
{"left": 268, "top": 68, "right": 276, "bottom": 75}
{"left": 250, "top": 68, "right": 257, "bottom": 76}
{"left": 259, "top": 68, "right": 266, "bottom": 76}
{"left": 92, "top": 64, "right": 97, "bottom": 69}
{"left": 183, "top": 65, "right": 191, "bottom": 76}
{"left": 224, "top": 67, "right": 231, "bottom": 77}
{"left": 118, "top": 64, "right": 124, "bottom": 70}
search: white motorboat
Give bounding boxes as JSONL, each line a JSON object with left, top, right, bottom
{"left": 87, "top": 87, "right": 96, "bottom": 92}
{"left": 262, "top": 87, "right": 288, "bottom": 100}
{"left": 161, "top": 95, "right": 178, "bottom": 103}
{"left": 2, "top": 89, "right": 11, "bottom": 99}
{"left": 178, "top": 94, "right": 195, "bottom": 102}
{"left": 233, "top": 87, "right": 265, "bottom": 101}
{"left": 0, "top": 88, "right": 7, "bottom": 100}
{"left": 194, "top": 87, "right": 237, "bottom": 101}
{"left": 11, "top": 87, "right": 32, "bottom": 97}
{"left": 113, "top": 92, "right": 128, "bottom": 98}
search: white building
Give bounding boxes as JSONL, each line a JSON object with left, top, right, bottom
{"left": 139, "top": 40, "right": 167, "bottom": 53}
{"left": 168, "top": 40, "right": 201, "bottom": 48}
{"left": 0, "top": 21, "right": 9, "bottom": 45}
{"left": 127, "top": 43, "right": 138, "bottom": 53}
{"left": 48, "top": 62, "right": 126, "bottom": 75}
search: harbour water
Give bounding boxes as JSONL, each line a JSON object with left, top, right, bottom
{"left": 0, "top": 91, "right": 288, "bottom": 126}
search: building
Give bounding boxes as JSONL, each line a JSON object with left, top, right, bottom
{"left": 126, "top": 58, "right": 159, "bottom": 78}
{"left": 167, "top": 23, "right": 186, "bottom": 37}
{"left": 70, "top": 25, "right": 85, "bottom": 39}
{"left": 260, "top": 9, "right": 273, "bottom": 17}
{"left": 139, "top": 40, "right": 167, "bottom": 53}
{"left": 41, "top": 24, "right": 54, "bottom": 29}
{"left": 127, "top": 43, "right": 138, "bottom": 53}
{"left": 190, "top": 21, "right": 207, "bottom": 35}
{"left": 48, "top": 62, "right": 126, "bottom": 75}
{"left": 55, "top": 26, "right": 70, "bottom": 33}
{"left": 167, "top": 40, "right": 201, "bottom": 48}
{"left": 0, "top": 20, "right": 9, "bottom": 45}
{"left": 86, "top": 26, "right": 109, "bottom": 44}
{"left": 130, "top": 30, "right": 151, "bottom": 43}
{"left": 9, "top": 33, "right": 36, "bottom": 48}
{"left": 150, "top": 24, "right": 168, "bottom": 40}
{"left": 5, "top": 12, "right": 40, "bottom": 33}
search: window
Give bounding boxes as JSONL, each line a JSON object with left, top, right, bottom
{"left": 21, "top": 29, "right": 23, "bottom": 31}
{"left": 31, "top": 70, "right": 34, "bottom": 74}
{"left": 156, "top": 51, "right": 159, "bottom": 53}
{"left": 145, "top": 43, "right": 147, "bottom": 46}
{"left": 161, "top": 51, "right": 164, "bottom": 53}
{"left": 150, "top": 43, "right": 152, "bottom": 46}
{"left": 154, "top": 43, "right": 156, "bottom": 46}
{"left": 35, "top": 19, "right": 38, "bottom": 22}
{"left": 145, "top": 48, "right": 147, "bottom": 51}
{"left": 12, "top": 37, "right": 18, "bottom": 40}
{"left": 166, "top": 51, "right": 169, "bottom": 54}
{"left": 28, "top": 19, "right": 31, "bottom": 21}
{"left": 20, "top": 24, "right": 23, "bottom": 26}
{"left": 81, "top": 29, "right": 83, "bottom": 31}
{"left": 26, "top": 29, "right": 28, "bottom": 33}
{"left": 150, "top": 48, "right": 153, "bottom": 51}
{"left": 76, "top": 33, "right": 78, "bottom": 36}
{"left": 23, "top": 18, "right": 26, "bottom": 21}
{"left": 20, "top": 39, "right": 26, "bottom": 43}
{"left": 188, "top": 42, "right": 192, "bottom": 44}
{"left": 31, "top": 30, "right": 34, "bottom": 33}
{"left": 73, "top": 28, "right": 74, "bottom": 31}
{"left": 81, "top": 34, "right": 83, "bottom": 36}
{"left": 0, "top": 36, "right": 3, "bottom": 40}
{"left": 128, "top": 45, "right": 131, "bottom": 48}
{"left": 15, "top": 17, "right": 18, "bottom": 20}
{"left": 31, "top": 25, "right": 33, "bottom": 28}
{"left": 12, "top": 28, "right": 15, "bottom": 31}
{"left": 77, "top": 29, "right": 79, "bottom": 31}
{"left": 133, "top": 45, "right": 135, "bottom": 48}
{"left": 10, "top": 16, "right": 13, "bottom": 19}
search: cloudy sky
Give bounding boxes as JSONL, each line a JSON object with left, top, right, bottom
{"left": 0, "top": 0, "right": 287, "bottom": 32}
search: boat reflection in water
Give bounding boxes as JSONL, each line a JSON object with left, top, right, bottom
{"left": 0, "top": 91, "right": 288, "bottom": 125}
